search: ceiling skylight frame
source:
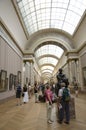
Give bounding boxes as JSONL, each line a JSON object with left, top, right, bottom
{"left": 17, "top": 0, "right": 86, "bottom": 35}
{"left": 35, "top": 44, "right": 64, "bottom": 58}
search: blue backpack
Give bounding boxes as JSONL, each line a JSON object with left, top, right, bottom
{"left": 62, "top": 88, "right": 70, "bottom": 102}
{"left": 17, "top": 85, "right": 22, "bottom": 93}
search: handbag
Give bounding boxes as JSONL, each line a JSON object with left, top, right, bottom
{"left": 22, "top": 93, "right": 24, "bottom": 97}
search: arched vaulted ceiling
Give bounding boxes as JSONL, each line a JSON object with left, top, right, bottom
{"left": 25, "top": 30, "right": 74, "bottom": 52}
{"left": 34, "top": 42, "right": 64, "bottom": 78}
{"left": 16, "top": 0, "right": 86, "bottom": 36}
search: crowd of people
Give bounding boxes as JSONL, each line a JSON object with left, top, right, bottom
{"left": 16, "top": 68, "right": 77, "bottom": 125}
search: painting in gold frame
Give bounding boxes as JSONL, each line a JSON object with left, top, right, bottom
{"left": 0, "top": 70, "right": 7, "bottom": 92}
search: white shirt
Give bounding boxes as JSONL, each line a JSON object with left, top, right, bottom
{"left": 58, "top": 87, "right": 64, "bottom": 97}
{"left": 58, "top": 87, "right": 71, "bottom": 97}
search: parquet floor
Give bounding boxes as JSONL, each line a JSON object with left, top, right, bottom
{"left": 0, "top": 93, "right": 86, "bottom": 130}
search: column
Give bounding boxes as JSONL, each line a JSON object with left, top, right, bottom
{"left": 30, "top": 61, "right": 34, "bottom": 86}
{"left": 68, "top": 60, "right": 72, "bottom": 83}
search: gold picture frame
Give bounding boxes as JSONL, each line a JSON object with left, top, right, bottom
{"left": 9, "top": 74, "right": 13, "bottom": 90}
{"left": 0, "top": 70, "right": 7, "bottom": 92}
{"left": 17, "top": 71, "right": 21, "bottom": 84}
{"left": 83, "top": 67, "right": 86, "bottom": 88}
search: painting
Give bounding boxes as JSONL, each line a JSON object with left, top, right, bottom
{"left": 26, "top": 77, "right": 28, "bottom": 84}
{"left": 0, "top": 71, "right": 1, "bottom": 90}
{"left": 17, "top": 71, "right": 21, "bottom": 84}
{"left": 6, "top": 78, "right": 8, "bottom": 90}
{"left": 83, "top": 67, "right": 86, "bottom": 87}
{"left": 9, "top": 74, "right": 13, "bottom": 90}
{"left": 14, "top": 75, "right": 17, "bottom": 89}
{"left": 0, "top": 70, "right": 7, "bottom": 92}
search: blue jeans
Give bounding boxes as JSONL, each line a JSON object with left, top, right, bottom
{"left": 58, "top": 100, "right": 70, "bottom": 122}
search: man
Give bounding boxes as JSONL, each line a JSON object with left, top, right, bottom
{"left": 58, "top": 81, "right": 70, "bottom": 124}
{"left": 16, "top": 83, "right": 22, "bottom": 106}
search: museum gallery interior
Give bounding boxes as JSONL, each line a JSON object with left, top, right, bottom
{"left": 0, "top": 0, "right": 86, "bottom": 130}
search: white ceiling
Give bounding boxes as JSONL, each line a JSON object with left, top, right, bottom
{"left": 17, "top": 0, "right": 86, "bottom": 35}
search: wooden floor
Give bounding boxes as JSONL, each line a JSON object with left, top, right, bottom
{"left": 0, "top": 93, "right": 86, "bottom": 130}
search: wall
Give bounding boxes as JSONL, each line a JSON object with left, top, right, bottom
{"left": 79, "top": 44, "right": 86, "bottom": 90}
{"left": 73, "top": 15, "right": 86, "bottom": 49}
{"left": 0, "top": 0, "right": 27, "bottom": 50}
{"left": 0, "top": 34, "right": 23, "bottom": 100}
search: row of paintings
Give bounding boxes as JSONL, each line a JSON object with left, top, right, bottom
{"left": 0, "top": 70, "right": 21, "bottom": 92}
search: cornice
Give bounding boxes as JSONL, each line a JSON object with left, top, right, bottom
{"left": 11, "top": 0, "right": 29, "bottom": 39}
{"left": 66, "top": 41, "right": 86, "bottom": 56}
{"left": 77, "top": 41, "right": 86, "bottom": 53}
{"left": 23, "top": 59, "right": 34, "bottom": 63}
{"left": 0, "top": 18, "right": 24, "bottom": 55}
{"left": 67, "top": 58, "right": 79, "bottom": 63}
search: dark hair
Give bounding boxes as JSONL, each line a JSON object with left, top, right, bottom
{"left": 59, "top": 68, "right": 63, "bottom": 72}
{"left": 46, "top": 84, "right": 50, "bottom": 89}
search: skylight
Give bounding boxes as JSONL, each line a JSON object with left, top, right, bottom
{"left": 38, "top": 57, "right": 58, "bottom": 66}
{"left": 41, "top": 66, "right": 54, "bottom": 71}
{"left": 35, "top": 44, "right": 64, "bottom": 74}
{"left": 17, "top": 0, "right": 86, "bottom": 35}
{"left": 41, "top": 69, "right": 53, "bottom": 74}
{"left": 35, "top": 44, "right": 64, "bottom": 58}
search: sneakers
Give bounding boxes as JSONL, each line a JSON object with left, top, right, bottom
{"left": 47, "top": 120, "right": 53, "bottom": 124}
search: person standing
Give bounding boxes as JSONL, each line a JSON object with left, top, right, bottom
{"left": 16, "top": 83, "right": 22, "bottom": 106}
{"left": 22, "top": 84, "right": 29, "bottom": 103}
{"left": 28, "top": 83, "right": 31, "bottom": 99}
{"left": 45, "top": 84, "right": 53, "bottom": 124}
{"left": 34, "top": 83, "right": 39, "bottom": 103}
{"left": 58, "top": 80, "right": 70, "bottom": 124}
{"left": 74, "top": 79, "right": 79, "bottom": 97}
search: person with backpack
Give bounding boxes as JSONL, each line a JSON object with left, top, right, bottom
{"left": 58, "top": 80, "right": 71, "bottom": 124}
{"left": 16, "top": 83, "right": 22, "bottom": 106}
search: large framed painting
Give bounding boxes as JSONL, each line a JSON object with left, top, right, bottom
{"left": 9, "top": 74, "right": 14, "bottom": 90}
{"left": 82, "top": 67, "right": 86, "bottom": 88}
{"left": 26, "top": 77, "right": 28, "bottom": 84}
{"left": 0, "top": 71, "right": 1, "bottom": 90}
{"left": 6, "top": 78, "right": 8, "bottom": 90}
{"left": 17, "top": 71, "right": 21, "bottom": 84}
{"left": 14, "top": 75, "right": 17, "bottom": 89}
{"left": 0, "top": 70, "right": 7, "bottom": 92}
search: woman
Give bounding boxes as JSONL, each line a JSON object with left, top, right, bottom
{"left": 34, "top": 83, "right": 39, "bottom": 103}
{"left": 74, "top": 80, "right": 79, "bottom": 97}
{"left": 45, "top": 84, "right": 53, "bottom": 124}
{"left": 22, "top": 84, "right": 29, "bottom": 103}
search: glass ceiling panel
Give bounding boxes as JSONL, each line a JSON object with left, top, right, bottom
{"left": 41, "top": 69, "right": 53, "bottom": 73}
{"left": 17, "top": 0, "right": 86, "bottom": 35}
{"left": 38, "top": 57, "right": 58, "bottom": 66}
{"left": 41, "top": 66, "right": 54, "bottom": 71}
{"left": 42, "top": 73, "right": 52, "bottom": 76}
{"left": 35, "top": 44, "right": 64, "bottom": 58}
